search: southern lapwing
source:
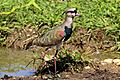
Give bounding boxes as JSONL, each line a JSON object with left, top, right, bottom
{"left": 33, "top": 8, "right": 80, "bottom": 74}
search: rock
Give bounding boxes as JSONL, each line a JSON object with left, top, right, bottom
{"left": 66, "top": 75, "right": 70, "bottom": 78}
{"left": 57, "top": 74, "right": 61, "bottom": 78}
{"left": 101, "top": 61, "right": 107, "bottom": 65}
{"left": 116, "top": 62, "right": 120, "bottom": 66}
{"left": 33, "top": 76, "right": 37, "bottom": 78}
{"left": 103, "top": 59, "right": 113, "bottom": 64}
{"left": 47, "top": 74, "right": 53, "bottom": 79}
{"left": 113, "top": 59, "right": 120, "bottom": 64}
{"left": 84, "top": 66, "right": 91, "bottom": 69}
{"left": 42, "top": 75, "right": 48, "bottom": 79}
{"left": 112, "top": 59, "right": 120, "bottom": 66}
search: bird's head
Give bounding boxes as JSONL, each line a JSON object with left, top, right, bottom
{"left": 64, "top": 8, "right": 80, "bottom": 18}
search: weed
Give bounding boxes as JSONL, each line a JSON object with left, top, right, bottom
{"left": 0, "top": 0, "right": 119, "bottom": 44}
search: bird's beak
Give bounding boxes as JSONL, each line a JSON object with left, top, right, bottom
{"left": 75, "top": 13, "right": 80, "bottom": 16}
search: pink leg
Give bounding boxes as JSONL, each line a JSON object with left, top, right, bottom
{"left": 54, "top": 45, "right": 60, "bottom": 74}
{"left": 54, "top": 56, "right": 56, "bottom": 74}
{"left": 41, "top": 47, "right": 51, "bottom": 59}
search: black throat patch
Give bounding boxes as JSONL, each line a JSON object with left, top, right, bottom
{"left": 64, "top": 26, "right": 72, "bottom": 41}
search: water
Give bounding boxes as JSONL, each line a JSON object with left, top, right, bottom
{"left": 0, "top": 69, "right": 35, "bottom": 78}
{"left": 0, "top": 47, "right": 36, "bottom": 78}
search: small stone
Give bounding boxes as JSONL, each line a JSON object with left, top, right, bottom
{"left": 84, "top": 66, "right": 90, "bottom": 69}
{"left": 103, "top": 59, "right": 113, "bottom": 64}
{"left": 116, "top": 62, "right": 120, "bottom": 66}
{"left": 66, "top": 75, "right": 69, "bottom": 78}
{"left": 101, "top": 61, "right": 107, "bottom": 65}
{"left": 57, "top": 74, "right": 61, "bottom": 78}
{"left": 27, "top": 34, "right": 30, "bottom": 37}
{"left": 42, "top": 75, "right": 48, "bottom": 79}
{"left": 113, "top": 59, "right": 120, "bottom": 64}
{"left": 29, "top": 29, "right": 33, "bottom": 32}
{"left": 33, "top": 76, "right": 37, "bottom": 78}
{"left": 33, "top": 31, "right": 36, "bottom": 33}
{"left": 47, "top": 74, "right": 53, "bottom": 79}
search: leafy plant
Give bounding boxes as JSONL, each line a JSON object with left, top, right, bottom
{"left": 0, "top": 0, "right": 119, "bottom": 46}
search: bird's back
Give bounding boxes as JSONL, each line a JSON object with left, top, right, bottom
{"left": 33, "top": 25, "right": 65, "bottom": 47}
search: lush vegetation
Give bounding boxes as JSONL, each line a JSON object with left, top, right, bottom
{"left": 0, "top": 0, "right": 120, "bottom": 45}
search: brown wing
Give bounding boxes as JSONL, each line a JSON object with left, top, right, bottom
{"left": 33, "top": 28, "right": 65, "bottom": 47}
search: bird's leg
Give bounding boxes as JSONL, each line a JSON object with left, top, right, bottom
{"left": 54, "top": 44, "right": 60, "bottom": 75}
{"left": 41, "top": 47, "right": 51, "bottom": 59}
{"left": 54, "top": 56, "right": 56, "bottom": 74}
{"left": 38, "top": 47, "right": 51, "bottom": 73}
{"left": 54, "top": 48, "right": 58, "bottom": 74}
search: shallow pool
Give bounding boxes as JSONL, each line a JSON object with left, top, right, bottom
{"left": 0, "top": 47, "right": 36, "bottom": 78}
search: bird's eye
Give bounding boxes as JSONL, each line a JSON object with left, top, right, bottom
{"left": 74, "top": 10, "right": 77, "bottom": 13}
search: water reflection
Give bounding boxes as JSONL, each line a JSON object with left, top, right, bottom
{"left": 0, "top": 47, "right": 35, "bottom": 77}
{"left": 0, "top": 69, "right": 35, "bottom": 78}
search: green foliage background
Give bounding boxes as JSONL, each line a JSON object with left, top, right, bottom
{"left": 0, "top": 0, "right": 120, "bottom": 44}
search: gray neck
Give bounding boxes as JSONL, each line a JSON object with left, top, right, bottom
{"left": 63, "top": 16, "right": 73, "bottom": 28}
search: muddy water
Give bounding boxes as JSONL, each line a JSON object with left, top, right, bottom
{"left": 0, "top": 47, "right": 35, "bottom": 77}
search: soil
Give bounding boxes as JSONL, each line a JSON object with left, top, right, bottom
{"left": 1, "top": 60, "right": 120, "bottom": 80}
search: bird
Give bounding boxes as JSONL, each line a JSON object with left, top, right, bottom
{"left": 32, "top": 8, "right": 80, "bottom": 74}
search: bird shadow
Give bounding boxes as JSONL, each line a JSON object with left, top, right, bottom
{"left": 35, "top": 54, "right": 89, "bottom": 76}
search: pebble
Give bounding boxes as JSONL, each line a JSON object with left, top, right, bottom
{"left": 33, "top": 76, "right": 37, "bottom": 78}
{"left": 84, "top": 66, "right": 91, "bottom": 69}
{"left": 27, "top": 34, "right": 30, "bottom": 37}
{"left": 113, "top": 59, "right": 120, "bottom": 64}
{"left": 29, "top": 29, "right": 33, "bottom": 32}
{"left": 66, "top": 75, "right": 69, "bottom": 78}
{"left": 101, "top": 61, "right": 107, "bottom": 65}
{"left": 101, "top": 58, "right": 120, "bottom": 66}
{"left": 103, "top": 59, "right": 113, "bottom": 64}
{"left": 116, "top": 62, "right": 120, "bottom": 66}
{"left": 47, "top": 75, "right": 53, "bottom": 79}
{"left": 57, "top": 74, "right": 61, "bottom": 78}
{"left": 42, "top": 75, "right": 48, "bottom": 79}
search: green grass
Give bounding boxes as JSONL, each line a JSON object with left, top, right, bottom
{"left": 0, "top": 0, "right": 120, "bottom": 44}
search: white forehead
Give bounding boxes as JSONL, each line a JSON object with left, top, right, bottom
{"left": 67, "top": 8, "right": 76, "bottom": 12}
